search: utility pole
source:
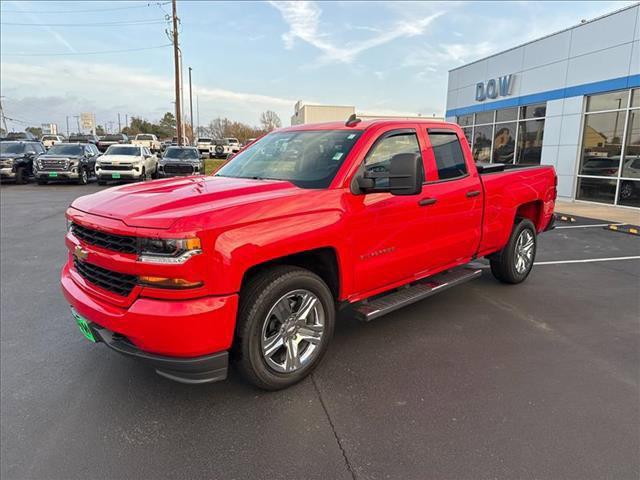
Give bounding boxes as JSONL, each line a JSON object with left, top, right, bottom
{"left": 125, "top": 114, "right": 128, "bottom": 130}
{"left": 118, "top": 113, "right": 122, "bottom": 132}
{"left": 196, "top": 95, "right": 200, "bottom": 138}
{"left": 172, "top": 0, "right": 182, "bottom": 145}
{"left": 66, "top": 116, "right": 70, "bottom": 137}
{"left": 188, "top": 66, "right": 194, "bottom": 143}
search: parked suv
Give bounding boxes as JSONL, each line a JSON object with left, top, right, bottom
{"left": 158, "top": 146, "right": 203, "bottom": 177}
{"left": 226, "top": 137, "right": 241, "bottom": 153}
{"left": 95, "top": 144, "right": 157, "bottom": 184}
{"left": 195, "top": 137, "right": 215, "bottom": 158}
{"left": 35, "top": 143, "right": 99, "bottom": 185}
{"left": 0, "top": 140, "right": 45, "bottom": 183}
{"left": 68, "top": 134, "right": 99, "bottom": 146}
{"left": 97, "top": 133, "right": 129, "bottom": 152}
{"left": 213, "top": 138, "right": 233, "bottom": 158}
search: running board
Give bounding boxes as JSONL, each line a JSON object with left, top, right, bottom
{"left": 353, "top": 267, "right": 482, "bottom": 322}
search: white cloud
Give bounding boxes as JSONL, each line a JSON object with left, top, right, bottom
{"left": 0, "top": 61, "right": 296, "bottom": 129}
{"left": 269, "top": 1, "right": 444, "bottom": 64}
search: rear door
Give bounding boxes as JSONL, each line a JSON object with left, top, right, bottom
{"left": 418, "top": 128, "right": 483, "bottom": 269}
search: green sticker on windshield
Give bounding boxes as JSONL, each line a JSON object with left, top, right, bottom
{"left": 332, "top": 152, "right": 343, "bottom": 161}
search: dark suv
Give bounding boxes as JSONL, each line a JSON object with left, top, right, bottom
{"left": 0, "top": 140, "right": 45, "bottom": 183}
{"left": 97, "top": 133, "right": 129, "bottom": 152}
{"left": 68, "top": 134, "right": 100, "bottom": 145}
{"left": 34, "top": 143, "right": 100, "bottom": 185}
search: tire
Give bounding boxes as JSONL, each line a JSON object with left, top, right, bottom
{"left": 77, "top": 167, "right": 88, "bottom": 185}
{"left": 490, "top": 218, "right": 537, "bottom": 284}
{"left": 140, "top": 167, "right": 146, "bottom": 182}
{"left": 619, "top": 181, "right": 635, "bottom": 200}
{"left": 15, "top": 167, "right": 27, "bottom": 185}
{"left": 234, "top": 266, "right": 335, "bottom": 390}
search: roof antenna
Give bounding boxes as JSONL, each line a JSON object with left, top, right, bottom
{"left": 345, "top": 113, "right": 361, "bottom": 127}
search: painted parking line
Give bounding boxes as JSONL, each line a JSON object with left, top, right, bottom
{"left": 534, "top": 256, "right": 640, "bottom": 266}
{"left": 555, "top": 223, "right": 625, "bottom": 229}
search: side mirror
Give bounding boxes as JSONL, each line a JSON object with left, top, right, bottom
{"left": 355, "top": 153, "right": 422, "bottom": 196}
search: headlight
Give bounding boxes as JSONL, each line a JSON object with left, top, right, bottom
{"left": 66, "top": 218, "right": 73, "bottom": 232}
{"left": 138, "top": 237, "right": 202, "bottom": 264}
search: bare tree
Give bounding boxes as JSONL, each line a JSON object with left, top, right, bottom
{"left": 260, "top": 110, "right": 282, "bottom": 132}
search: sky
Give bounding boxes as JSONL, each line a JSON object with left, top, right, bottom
{"left": 0, "top": 0, "right": 636, "bottom": 133}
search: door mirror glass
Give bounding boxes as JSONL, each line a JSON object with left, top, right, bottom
{"left": 357, "top": 152, "right": 422, "bottom": 196}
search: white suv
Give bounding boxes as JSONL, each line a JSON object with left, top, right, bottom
{"left": 226, "top": 137, "right": 241, "bottom": 153}
{"left": 96, "top": 145, "right": 158, "bottom": 185}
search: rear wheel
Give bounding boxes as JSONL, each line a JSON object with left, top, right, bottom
{"left": 234, "top": 266, "right": 335, "bottom": 390}
{"left": 490, "top": 218, "right": 537, "bottom": 284}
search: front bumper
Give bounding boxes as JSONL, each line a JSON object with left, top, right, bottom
{"left": 96, "top": 170, "right": 143, "bottom": 180}
{"left": 61, "top": 263, "right": 239, "bottom": 383}
{"left": 89, "top": 323, "right": 229, "bottom": 384}
{"left": 0, "top": 167, "right": 16, "bottom": 178}
{"left": 36, "top": 170, "right": 80, "bottom": 179}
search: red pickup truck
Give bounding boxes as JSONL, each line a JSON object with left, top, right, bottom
{"left": 62, "top": 118, "right": 556, "bottom": 389}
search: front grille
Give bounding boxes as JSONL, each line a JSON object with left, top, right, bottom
{"left": 73, "top": 259, "right": 137, "bottom": 296}
{"left": 164, "top": 163, "right": 194, "bottom": 174}
{"left": 0, "top": 160, "right": 12, "bottom": 168}
{"left": 71, "top": 223, "right": 138, "bottom": 254}
{"left": 40, "top": 158, "right": 69, "bottom": 170}
{"left": 100, "top": 164, "right": 133, "bottom": 171}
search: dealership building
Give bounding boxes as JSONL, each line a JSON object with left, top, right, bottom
{"left": 445, "top": 4, "right": 640, "bottom": 209}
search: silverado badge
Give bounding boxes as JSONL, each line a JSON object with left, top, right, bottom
{"left": 73, "top": 245, "right": 89, "bottom": 261}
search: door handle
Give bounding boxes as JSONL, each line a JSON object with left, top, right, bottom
{"left": 418, "top": 198, "right": 437, "bottom": 206}
{"left": 466, "top": 190, "right": 481, "bottom": 198}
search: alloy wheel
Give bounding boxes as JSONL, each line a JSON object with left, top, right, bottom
{"left": 514, "top": 229, "right": 535, "bottom": 274}
{"left": 260, "top": 289, "right": 325, "bottom": 373}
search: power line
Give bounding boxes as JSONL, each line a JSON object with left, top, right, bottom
{"left": 0, "top": 2, "right": 170, "bottom": 14}
{"left": 1, "top": 44, "right": 173, "bottom": 57}
{"left": 2, "top": 20, "right": 166, "bottom": 27}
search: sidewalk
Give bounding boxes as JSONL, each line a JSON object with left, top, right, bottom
{"left": 556, "top": 199, "right": 640, "bottom": 225}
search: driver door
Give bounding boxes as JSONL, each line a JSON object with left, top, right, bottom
{"left": 347, "top": 127, "right": 432, "bottom": 297}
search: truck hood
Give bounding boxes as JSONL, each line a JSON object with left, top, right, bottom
{"left": 70, "top": 176, "right": 302, "bottom": 230}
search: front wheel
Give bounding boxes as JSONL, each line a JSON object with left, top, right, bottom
{"left": 77, "top": 167, "right": 88, "bottom": 185}
{"left": 490, "top": 218, "right": 537, "bottom": 284}
{"left": 234, "top": 266, "right": 335, "bottom": 390}
{"left": 15, "top": 167, "right": 27, "bottom": 184}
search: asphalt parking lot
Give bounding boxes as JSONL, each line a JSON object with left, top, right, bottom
{"left": 1, "top": 183, "right": 639, "bottom": 480}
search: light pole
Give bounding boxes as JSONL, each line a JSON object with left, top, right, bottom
{"left": 171, "top": 0, "right": 182, "bottom": 145}
{"left": 188, "top": 66, "right": 194, "bottom": 144}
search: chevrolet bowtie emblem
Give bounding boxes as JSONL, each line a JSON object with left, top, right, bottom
{"left": 74, "top": 245, "right": 89, "bottom": 261}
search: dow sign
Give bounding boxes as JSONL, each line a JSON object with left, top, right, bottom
{"left": 475, "top": 74, "right": 515, "bottom": 102}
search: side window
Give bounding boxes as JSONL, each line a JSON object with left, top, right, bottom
{"left": 428, "top": 131, "right": 468, "bottom": 180}
{"left": 25, "top": 144, "right": 37, "bottom": 154}
{"left": 365, "top": 131, "right": 422, "bottom": 187}
{"left": 85, "top": 146, "right": 93, "bottom": 156}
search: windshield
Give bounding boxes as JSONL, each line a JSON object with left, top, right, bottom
{"left": 106, "top": 145, "right": 141, "bottom": 156}
{"left": 136, "top": 134, "right": 154, "bottom": 140}
{"left": 164, "top": 148, "right": 199, "bottom": 159}
{"left": 0, "top": 143, "right": 26, "bottom": 154}
{"left": 227, "top": 138, "right": 239, "bottom": 144}
{"left": 103, "top": 135, "right": 123, "bottom": 141}
{"left": 216, "top": 129, "right": 363, "bottom": 188}
{"left": 197, "top": 138, "right": 212, "bottom": 143}
{"left": 48, "top": 145, "right": 83, "bottom": 156}
{"left": 214, "top": 139, "right": 228, "bottom": 145}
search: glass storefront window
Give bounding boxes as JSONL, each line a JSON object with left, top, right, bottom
{"left": 457, "top": 114, "right": 473, "bottom": 126}
{"left": 618, "top": 180, "right": 640, "bottom": 207}
{"left": 586, "top": 90, "right": 630, "bottom": 112}
{"left": 579, "top": 111, "right": 625, "bottom": 176}
{"left": 520, "top": 103, "right": 546, "bottom": 119}
{"left": 492, "top": 122, "right": 517, "bottom": 163}
{"left": 631, "top": 88, "right": 639, "bottom": 108}
{"left": 473, "top": 125, "right": 493, "bottom": 162}
{"left": 496, "top": 108, "right": 518, "bottom": 122}
{"left": 461, "top": 127, "right": 472, "bottom": 147}
{"left": 475, "top": 111, "right": 494, "bottom": 125}
{"left": 577, "top": 177, "right": 617, "bottom": 204}
{"left": 622, "top": 110, "right": 640, "bottom": 178}
{"left": 516, "top": 119, "right": 544, "bottom": 164}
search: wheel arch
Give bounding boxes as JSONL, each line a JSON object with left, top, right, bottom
{"left": 515, "top": 200, "right": 544, "bottom": 231}
{"left": 240, "top": 247, "right": 341, "bottom": 301}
